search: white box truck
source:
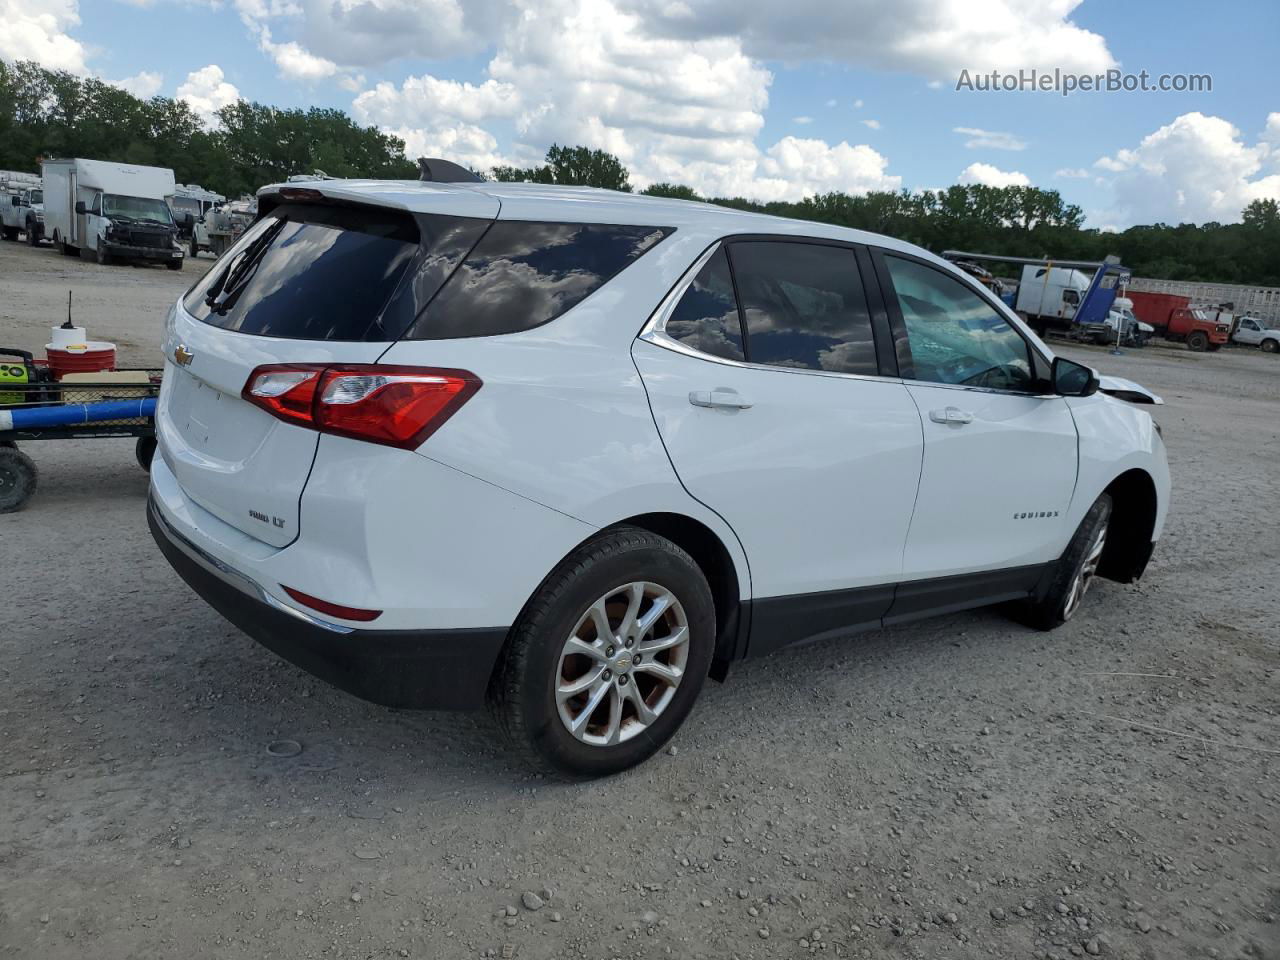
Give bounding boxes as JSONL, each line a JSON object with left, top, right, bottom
{"left": 41, "top": 158, "right": 184, "bottom": 269}
{"left": 1014, "top": 264, "right": 1092, "bottom": 326}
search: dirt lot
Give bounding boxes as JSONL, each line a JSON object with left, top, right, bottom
{"left": 1, "top": 236, "right": 1277, "bottom": 960}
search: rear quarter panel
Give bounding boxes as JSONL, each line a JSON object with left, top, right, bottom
{"left": 376, "top": 227, "right": 754, "bottom": 599}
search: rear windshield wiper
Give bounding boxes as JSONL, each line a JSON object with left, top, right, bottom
{"left": 204, "top": 216, "right": 288, "bottom": 315}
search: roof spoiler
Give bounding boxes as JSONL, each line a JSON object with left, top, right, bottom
{"left": 417, "top": 157, "right": 484, "bottom": 184}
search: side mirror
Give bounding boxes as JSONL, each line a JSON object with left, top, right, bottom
{"left": 74, "top": 200, "right": 87, "bottom": 215}
{"left": 10, "top": 196, "right": 19, "bottom": 207}
{"left": 1052, "top": 357, "right": 1099, "bottom": 397}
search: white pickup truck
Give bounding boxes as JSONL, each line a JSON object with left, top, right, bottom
{"left": 1231, "top": 316, "right": 1280, "bottom": 353}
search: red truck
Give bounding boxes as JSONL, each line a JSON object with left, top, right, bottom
{"left": 1127, "top": 291, "right": 1232, "bottom": 351}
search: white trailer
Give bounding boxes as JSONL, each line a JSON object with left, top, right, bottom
{"left": 41, "top": 158, "right": 184, "bottom": 269}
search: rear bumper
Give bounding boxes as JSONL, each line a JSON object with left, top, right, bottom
{"left": 148, "top": 495, "right": 508, "bottom": 710}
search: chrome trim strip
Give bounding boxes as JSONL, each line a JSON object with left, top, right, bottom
{"left": 149, "top": 496, "right": 355, "bottom": 635}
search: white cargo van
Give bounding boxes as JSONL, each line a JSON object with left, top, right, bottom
{"left": 41, "top": 158, "right": 184, "bottom": 269}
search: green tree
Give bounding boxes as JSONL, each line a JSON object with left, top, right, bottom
{"left": 492, "top": 144, "right": 631, "bottom": 190}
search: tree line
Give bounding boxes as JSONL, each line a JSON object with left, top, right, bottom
{"left": 4, "top": 59, "right": 1277, "bottom": 286}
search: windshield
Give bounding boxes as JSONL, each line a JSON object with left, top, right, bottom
{"left": 103, "top": 194, "right": 173, "bottom": 225}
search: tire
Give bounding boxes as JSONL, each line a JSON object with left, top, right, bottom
{"left": 1020, "top": 494, "right": 1112, "bottom": 631}
{"left": 1, "top": 226, "right": 16, "bottom": 241}
{"left": 26, "top": 223, "right": 39, "bottom": 245}
{"left": 135, "top": 436, "right": 157, "bottom": 472}
{"left": 95, "top": 243, "right": 111, "bottom": 266}
{"left": 190, "top": 236, "right": 199, "bottom": 259}
{"left": 167, "top": 258, "right": 183, "bottom": 271}
{"left": 489, "top": 526, "right": 716, "bottom": 777}
{"left": 1187, "top": 331, "right": 1209, "bottom": 352}
{"left": 0, "top": 446, "right": 38, "bottom": 513}
{"left": 1262, "top": 339, "right": 1279, "bottom": 354}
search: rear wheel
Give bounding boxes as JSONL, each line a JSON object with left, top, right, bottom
{"left": 489, "top": 527, "right": 715, "bottom": 777}
{"left": 135, "top": 436, "right": 156, "bottom": 472}
{"left": 1262, "top": 338, "right": 1279, "bottom": 354}
{"left": 1, "top": 226, "right": 17, "bottom": 241}
{"left": 0, "top": 446, "right": 37, "bottom": 513}
{"left": 1020, "top": 494, "right": 1112, "bottom": 630}
{"left": 1187, "top": 331, "right": 1209, "bottom": 351}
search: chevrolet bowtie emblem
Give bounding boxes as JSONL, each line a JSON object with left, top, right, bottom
{"left": 174, "top": 344, "right": 194, "bottom": 366}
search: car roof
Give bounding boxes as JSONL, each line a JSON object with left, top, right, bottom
{"left": 257, "top": 177, "right": 937, "bottom": 263}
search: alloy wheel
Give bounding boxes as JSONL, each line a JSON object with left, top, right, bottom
{"left": 555, "top": 581, "right": 690, "bottom": 747}
{"left": 1063, "top": 519, "right": 1108, "bottom": 619}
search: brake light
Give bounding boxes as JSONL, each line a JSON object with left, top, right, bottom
{"left": 242, "top": 364, "right": 480, "bottom": 449}
{"left": 281, "top": 585, "right": 382, "bottom": 622}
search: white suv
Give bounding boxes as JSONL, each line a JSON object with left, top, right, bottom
{"left": 149, "top": 178, "right": 1170, "bottom": 775}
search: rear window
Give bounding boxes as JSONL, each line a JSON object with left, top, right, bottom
{"left": 183, "top": 204, "right": 431, "bottom": 341}
{"left": 403, "top": 221, "right": 671, "bottom": 339}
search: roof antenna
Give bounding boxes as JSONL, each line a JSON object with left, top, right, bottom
{"left": 63, "top": 290, "right": 75, "bottom": 329}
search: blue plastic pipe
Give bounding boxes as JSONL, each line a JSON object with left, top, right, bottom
{"left": 0, "top": 397, "right": 156, "bottom": 430}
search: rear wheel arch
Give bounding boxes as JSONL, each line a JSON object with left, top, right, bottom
{"left": 1097, "top": 468, "right": 1158, "bottom": 583}
{"left": 615, "top": 512, "right": 743, "bottom": 669}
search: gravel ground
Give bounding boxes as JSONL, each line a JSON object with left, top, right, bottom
{"left": 1, "top": 237, "right": 1277, "bottom": 960}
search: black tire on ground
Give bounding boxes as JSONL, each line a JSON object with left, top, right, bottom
{"left": 190, "top": 236, "right": 199, "bottom": 258}
{"left": 1, "top": 226, "right": 17, "bottom": 241}
{"left": 489, "top": 526, "right": 716, "bottom": 777}
{"left": 1262, "top": 339, "right": 1279, "bottom": 354}
{"left": 1187, "top": 331, "right": 1209, "bottom": 351}
{"left": 26, "top": 223, "right": 39, "bottom": 245}
{"left": 95, "top": 242, "right": 111, "bottom": 266}
{"left": 1018, "top": 494, "right": 1113, "bottom": 631}
{"left": 167, "top": 258, "right": 183, "bottom": 270}
{"left": 135, "top": 436, "right": 157, "bottom": 473}
{"left": 0, "top": 446, "right": 38, "bottom": 513}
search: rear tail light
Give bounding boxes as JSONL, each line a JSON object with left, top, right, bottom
{"left": 243, "top": 364, "right": 480, "bottom": 449}
{"left": 281, "top": 585, "right": 382, "bottom": 622}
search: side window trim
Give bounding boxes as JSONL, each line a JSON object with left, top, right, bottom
{"left": 871, "top": 245, "right": 1053, "bottom": 394}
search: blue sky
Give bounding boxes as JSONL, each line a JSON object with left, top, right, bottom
{"left": 9, "top": 0, "right": 1280, "bottom": 228}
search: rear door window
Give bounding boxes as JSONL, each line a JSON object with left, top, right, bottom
{"left": 184, "top": 203, "right": 432, "bottom": 341}
{"left": 728, "top": 241, "right": 877, "bottom": 375}
{"left": 405, "top": 221, "right": 671, "bottom": 339}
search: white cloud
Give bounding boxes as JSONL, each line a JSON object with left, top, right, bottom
{"left": 1054, "top": 167, "right": 1090, "bottom": 178}
{"left": 1094, "top": 112, "right": 1280, "bottom": 224}
{"left": 350, "top": 0, "right": 899, "bottom": 201}
{"left": 262, "top": 34, "right": 339, "bottom": 81}
{"left": 861, "top": 119, "right": 880, "bottom": 130}
{"left": 177, "top": 64, "right": 241, "bottom": 125}
{"left": 824, "top": 98, "right": 836, "bottom": 108}
{"left": 296, "top": 0, "right": 498, "bottom": 67}
{"left": 114, "top": 70, "right": 163, "bottom": 98}
{"left": 958, "top": 162, "right": 1031, "bottom": 187}
{"left": 853, "top": 98, "right": 864, "bottom": 108}
{"left": 953, "top": 126, "right": 1027, "bottom": 151}
{"left": 636, "top": 0, "right": 1115, "bottom": 79}
{"left": 793, "top": 115, "right": 813, "bottom": 125}
{"left": 0, "top": 0, "right": 87, "bottom": 72}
